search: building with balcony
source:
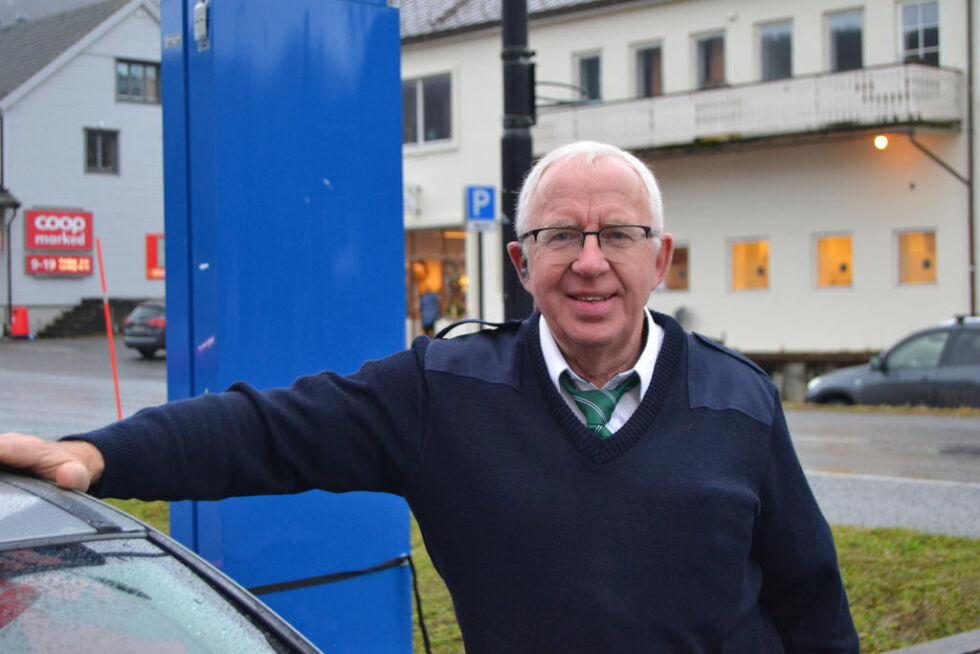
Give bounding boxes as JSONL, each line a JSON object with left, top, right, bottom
{"left": 400, "top": 0, "right": 978, "bottom": 396}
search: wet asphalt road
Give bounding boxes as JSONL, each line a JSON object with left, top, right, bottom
{"left": 1, "top": 336, "right": 978, "bottom": 536}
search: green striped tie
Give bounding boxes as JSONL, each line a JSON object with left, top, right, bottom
{"left": 559, "top": 371, "right": 639, "bottom": 439}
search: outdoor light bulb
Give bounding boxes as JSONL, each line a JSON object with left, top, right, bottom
{"left": 874, "top": 135, "right": 889, "bottom": 150}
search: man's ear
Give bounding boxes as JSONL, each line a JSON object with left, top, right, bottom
{"left": 652, "top": 233, "right": 675, "bottom": 287}
{"left": 506, "top": 241, "right": 532, "bottom": 291}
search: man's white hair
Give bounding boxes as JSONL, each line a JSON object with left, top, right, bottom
{"left": 514, "top": 141, "right": 665, "bottom": 238}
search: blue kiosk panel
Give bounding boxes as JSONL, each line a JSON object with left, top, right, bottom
{"left": 160, "top": 1, "right": 409, "bottom": 651}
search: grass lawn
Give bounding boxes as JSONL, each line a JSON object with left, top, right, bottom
{"left": 107, "top": 499, "right": 979, "bottom": 653}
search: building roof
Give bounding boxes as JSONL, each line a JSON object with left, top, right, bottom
{"left": 0, "top": 0, "right": 128, "bottom": 101}
{"left": 400, "top": 0, "right": 647, "bottom": 42}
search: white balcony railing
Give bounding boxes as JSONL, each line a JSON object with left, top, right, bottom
{"left": 532, "top": 63, "right": 963, "bottom": 154}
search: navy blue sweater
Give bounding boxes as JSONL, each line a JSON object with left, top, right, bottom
{"left": 72, "top": 312, "right": 858, "bottom": 653}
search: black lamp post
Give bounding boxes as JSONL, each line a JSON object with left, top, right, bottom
{"left": 0, "top": 187, "right": 21, "bottom": 338}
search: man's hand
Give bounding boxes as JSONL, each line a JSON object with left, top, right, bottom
{"left": 0, "top": 433, "right": 104, "bottom": 492}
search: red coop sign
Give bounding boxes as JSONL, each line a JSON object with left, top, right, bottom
{"left": 27, "top": 254, "right": 94, "bottom": 276}
{"left": 25, "top": 209, "right": 93, "bottom": 251}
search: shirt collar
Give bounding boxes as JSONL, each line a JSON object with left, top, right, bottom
{"left": 539, "top": 310, "right": 663, "bottom": 394}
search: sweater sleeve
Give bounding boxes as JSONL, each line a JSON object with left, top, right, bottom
{"left": 753, "top": 393, "right": 860, "bottom": 653}
{"left": 61, "top": 348, "right": 424, "bottom": 501}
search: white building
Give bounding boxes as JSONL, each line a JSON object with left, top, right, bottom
{"left": 399, "top": 0, "right": 978, "bottom": 393}
{"left": 0, "top": 0, "right": 162, "bottom": 335}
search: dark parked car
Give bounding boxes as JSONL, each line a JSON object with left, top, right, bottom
{"left": 0, "top": 470, "right": 321, "bottom": 653}
{"left": 805, "top": 316, "right": 980, "bottom": 407}
{"left": 122, "top": 300, "right": 166, "bottom": 359}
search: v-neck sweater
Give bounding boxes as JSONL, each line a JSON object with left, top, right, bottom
{"left": 69, "top": 311, "right": 858, "bottom": 653}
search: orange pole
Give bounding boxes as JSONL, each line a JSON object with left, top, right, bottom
{"left": 96, "top": 238, "right": 123, "bottom": 421}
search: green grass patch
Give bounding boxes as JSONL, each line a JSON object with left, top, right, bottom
{"left": 833, "top": 525, "right": 980, "bottom": 652}
{"left": 101, "top": 501, "right": 979, "bottom": 653}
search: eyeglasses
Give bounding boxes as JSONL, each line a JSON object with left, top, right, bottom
{"left": 519, "top": 225, "right": 655, "bottom": 263}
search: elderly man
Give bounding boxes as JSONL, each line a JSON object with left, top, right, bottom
{"left": 0, "top": 141, "right": 858, "bottom": 652}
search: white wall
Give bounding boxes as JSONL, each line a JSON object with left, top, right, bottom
{"left": 3, "top": 3, "right": 162, "bottom": 316}
{"left": 401, "top": 0, "right": 976, "bottom": 353}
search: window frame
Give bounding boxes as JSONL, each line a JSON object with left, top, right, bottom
{"left": 813, "top": 232, "right": 854, "bottom": 289}
{"left": 115, "top": 59, "right": 161, "bottom": 104}
{"left": 898, "top": 0, "right": 940, "bottom": 66}
{"left": 633, "top": 41, "right": 664, "bottom": 98}
{"left": 663, "top": 243, "right": 690, "bottom": 291}
{"left": 757, "top": 19, "right": 793, "bottom": 82}
{"left": 694, "top": 31, "right": 726, "bottom": 90}
{"left": 84, "top": 128, "right": 120, "bottom": 175}
{"left": 401, "top": 71, "right": 454, "bottom": 150}
{"left": 896, "top": 228, "right": 937, "bottom": 285}
{"left": 827, "top": 8, "right": 864, "bottom": 72}
{"left": 729, "top": 237, "right": 770, "bottom": 291}
{"left": 574, "top": 50, "right": 602, "bottom": 101}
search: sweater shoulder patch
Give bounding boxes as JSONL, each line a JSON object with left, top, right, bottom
{"left": 423, "top": 328, "right": 521, "bottom": 388}
{"left": 687, "top": 332, "right": 775, "bottom": 425}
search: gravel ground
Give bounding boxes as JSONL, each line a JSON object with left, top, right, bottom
{"left": 807, "top": 470, "right": 980, "bottom": 538}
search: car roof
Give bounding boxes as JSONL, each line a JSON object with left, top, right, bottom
{"left": 937, "top": 315, "right": 980, "bottom": 328}
{"left": 0, "top": 470, "right": 146, "bottom": 550}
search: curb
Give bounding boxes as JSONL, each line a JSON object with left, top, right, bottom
{"left": 883, "top": 630, "right": 980, "bottom": 654}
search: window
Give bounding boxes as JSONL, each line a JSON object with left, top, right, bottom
{"left": 85, "top": 129, "right": 118, "bottom": 174}
{"left": 665, "top": 245, "right": 689, "bottom": 290}
{"left": 759, "top": 21, "right": 792, "bottom": 81}
{"left": 731, "top": 239, "right": 769, "bottom": 290}
{"left": 947, "top": 331, "right": 980, "bottom": 366}
{"left": 402, "top": 74, "right": 451, "bottom": 145}
{"left": 116, "top": 60, "right": 160, "bottom": 102}
{"left": 636, "top": 45, "right": 663, "bottom": 98}
{"left": 828, "top": 9, "right": 863, "bottom": 72}
{"left": 886, "top": 331, "right": 948, "bottom": 370}
{"left": 576, "top": 53, "right": 601, "bottom": 100}
{"left": 901, "top": 1, "right": 939, "bottom": 66}
{"left": 898, "top": 230, "right": 936, "bottom": 284}
{"left": 816, "top": 235, "right": 853, "bottom": 287}
{"left": 146, "top": 233, "right": 165, "bottom": 280}
{"left": 696, "top": 33, "right": 725, "bottom": 89}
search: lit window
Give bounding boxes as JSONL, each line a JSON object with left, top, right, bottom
{"left": 636, "top": 45, "right": 663, "bottom": 98}
{"left": 828, "top": 9, "right": 863, "bottom": 72}
{"left": 146, "top": 233, "right": 165, "bottom": 280}
{"left": 898, "top": 230, "right": 936, "bottom": 284}
{"left": 402, "top": 74, "right": 451, "bottom": 144}
{"left": 576, "top": 53, "right": 601, "bottom": 100}
{"left": 732, "top": 240, "right": 769, "bottom": 290}
{"left": 696, "top": 33, "right": 725, "bottom": 89}
{"left": 85, "top": 129, "right": 119, "bottom": 174}
{"left": 759, "top": 21, "right": 792, "bottom": 81}
{"left": 116, "top": 60, "right": 160, "bottom": 103}
{"left": 901, "top": 1, "right": 939, "bottom": 66}
{"left": 665, "top": 245, "right": 689, "bottom": 290}
{"left": 816, "top": 235, "right": 853, "bottom": 287}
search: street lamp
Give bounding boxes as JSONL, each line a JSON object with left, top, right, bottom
{"left": 0, "top": 186, "right": 21, "bottom": 338}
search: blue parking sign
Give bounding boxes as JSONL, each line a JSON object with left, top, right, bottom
{"left": 466, "top": 185, "right": 496, "bottom": 223}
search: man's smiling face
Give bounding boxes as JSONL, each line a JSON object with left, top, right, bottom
{"left": 509, "top": 156, "right": 673, "bottom": 372}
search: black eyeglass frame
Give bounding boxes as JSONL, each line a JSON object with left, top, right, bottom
{"left": 518, "top": 225, "right": 656, "bottom": 247}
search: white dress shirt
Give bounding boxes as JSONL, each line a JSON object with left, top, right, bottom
{"left": 539, "top": 310, "right": 664, "bottom": 433}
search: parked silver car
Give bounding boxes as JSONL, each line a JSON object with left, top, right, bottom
{"left": 0, "top": 470, "right": 321, "bottom": 653}
{"left": 805, "top": 316, "right": 980, "bottom": 407}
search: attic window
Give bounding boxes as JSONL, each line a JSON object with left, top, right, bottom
{"left": 116, "top": 60, "right": 160, "bottom": 103}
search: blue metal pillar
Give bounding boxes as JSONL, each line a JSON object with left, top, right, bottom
{"left": 160, "top": 1, "right": 409, "bottom": 651}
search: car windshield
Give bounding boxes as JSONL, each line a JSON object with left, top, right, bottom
{"left": 0, "top": 538, "right": 292, "bottom": 653}
{"left": 886, "top": 331, "right": 949, "bottom": 370}
{"left": 128, "top": 305, "right": 164, "bottom": 322}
